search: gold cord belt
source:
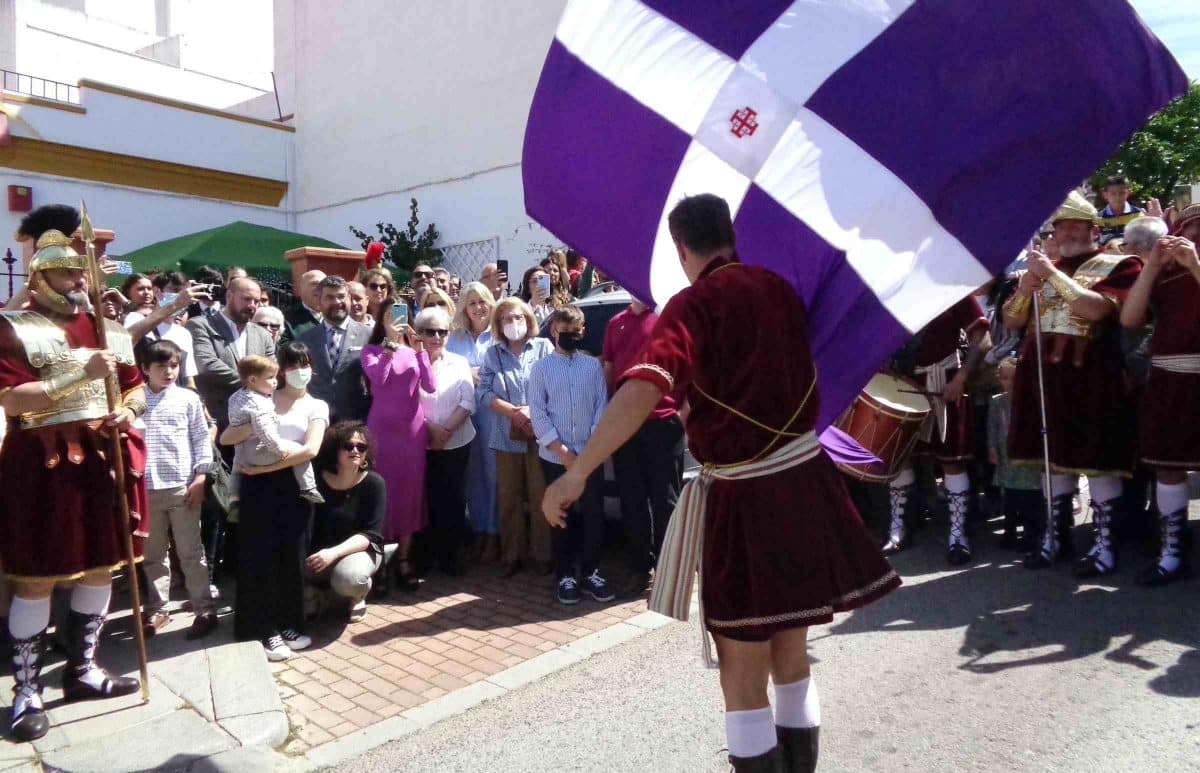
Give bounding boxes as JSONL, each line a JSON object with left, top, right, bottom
{"left": 692, "top": 371, "right": 817, "bottom": 468}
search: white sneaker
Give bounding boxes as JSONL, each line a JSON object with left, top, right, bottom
{"left": 349, "top": 600, "right": 367, "bottom": 622}
{"left": 280, "top": 628, "right": 312, "bottom": 651}
{"left": 263, "top": 633, "right": 293, "bottom": 662}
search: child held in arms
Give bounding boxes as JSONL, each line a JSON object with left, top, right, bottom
{"left": 227, "top": 355, "right": 323, "bottom": 504}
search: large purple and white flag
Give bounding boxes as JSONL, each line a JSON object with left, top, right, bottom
{"left": 523, "top": 0, "right": 1187, "bottom": 428}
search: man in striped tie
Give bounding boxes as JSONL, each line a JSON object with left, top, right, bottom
{"left": 543, "top": 194, "right": 899, "bottom": 772}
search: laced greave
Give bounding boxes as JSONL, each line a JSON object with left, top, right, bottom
{"left": 947, "top": 492, "right": 970, "bottom": 549}
{"left": 888, "top": 485, "right": 910, "bottom": 542}
{"left": 1086, "top": 500, "right": 1116, "bottom": 561}
{"left": 1157, "top": 508, "right": 1188, "bottom": 572}
{"left": 11, "top": 635, "right": 44, "bottom": 720}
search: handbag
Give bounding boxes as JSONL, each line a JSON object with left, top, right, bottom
{"left": 497, "top": 353, "right": 535, "bottom": 446}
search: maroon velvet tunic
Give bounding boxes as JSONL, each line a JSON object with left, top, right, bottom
{"left": 911, "top": 296, "right": 986, "bottom": 463}
{"left": 1140, "top": 265, "right": 1200, "bottom": 468}
{"left": 1008, "top": 252, "right": 1141, "bottom": 477}
{"left": 622, "top": 257, "right": 900, "bottom": 641}
{"left": 0, "top": 302, "right": 149, "bottom": 580}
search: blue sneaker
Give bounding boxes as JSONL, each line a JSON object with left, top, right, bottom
{"left": 557, "top": 576, "right": 581, "bottom": 605}
{"left": 583, "top": 571, "right": 615, "bottom": 602}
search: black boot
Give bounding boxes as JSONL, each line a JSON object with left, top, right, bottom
{"left": 777, "top": 726, "right": 819, "bottom": 773}
{"left": 1074, "top": 497, "right": 1118, "bottom": 578}
{"left": 10, "top": 632, "right": 49, "bottom": 742}
{"left": 1024, "top": 494, "right": 1074, "bottom": 569}
{"left": 1139, "top": 508, "right": 1191, "bottom": 587}
{"left": 881, "top": 483, "right": 914, "bottom": 555}
{"left": 729, "top": 745, "right": 785, "bottom": 772}
{"left": 946, "top": 491, "right": 971, "bottom": 566}
{"left": 61, "top": 611, "right": 140, "bottom": 702}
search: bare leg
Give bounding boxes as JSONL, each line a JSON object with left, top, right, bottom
{"left": 713, "top": 632, "right": 778, "bottom": 764}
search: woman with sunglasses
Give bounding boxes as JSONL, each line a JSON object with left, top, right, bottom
{"left": 361, "top": 267, "right": 395, "bottom": 324}
{"left": 416, "top": 307, "right": 476, "bottom": 576}
{"left": 362, "top": 307, "right": 436, "bottom": 591}
{"left": 421, "top": 287, "right": 456, "bottom": 318}
{"left": 253, "top": 306, "right": 285, "bottom": 344}
{"left": 307, "top": 422, "right": 386, "bottom": 622}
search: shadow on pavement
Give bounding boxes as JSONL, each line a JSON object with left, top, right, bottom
{"left": 828, "top": 516, "right": 1200, "bottom": 698}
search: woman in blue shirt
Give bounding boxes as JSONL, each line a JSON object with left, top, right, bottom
{"left": 477, "top": 297, "right": 555, "bottom": 576}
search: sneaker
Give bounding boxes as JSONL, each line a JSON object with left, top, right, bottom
{"left": 280, "top": 628, "right": 312, "bottom": 651}
{"left": 263, "top": 633, "right": 293, "bottom": 662}
{"left": 556, "top": 576, "right": 581, "bottom": 605}
{"left": 300, "top": 488, "right": 325, "bottom": 505}
{"left": 349, "top": 600, "right": 367, "bottom": 623}
{"left": 584, "top": 571, "right": 615, "bottom": 602}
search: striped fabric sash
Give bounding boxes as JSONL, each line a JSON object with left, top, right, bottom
{"left": 648, "top": 431, "right": 822, "bottom": 668}
{"left": 914, "top": 351, "right": 960, "bottom": 443}
{"left": 1151, "top": 354, "right": 1200, "bottom": 374}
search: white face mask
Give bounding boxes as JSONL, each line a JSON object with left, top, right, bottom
{"left": 503, "top": 319, "right": 528, "bottom": 342}
{"left": 284, "top": 367, "right": 313, "bottom": 389}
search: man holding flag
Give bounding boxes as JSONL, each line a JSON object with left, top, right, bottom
{"left": 545, "top": 193, "right": 900, "bottom": 771}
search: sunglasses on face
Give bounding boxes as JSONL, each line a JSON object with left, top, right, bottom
{"left": 367, "top": 283, "right": 390, "bottom": 291}
{"left": 414, "top": 271, "right": 434, "bottom": 279}
{"left": 262, "top": 323, "right": 281, "bottom": 330}
{"left": 342, "top": 442, "right": 368, "bottom": 453}
{"left": 421, "top": 329, "right": 449, "bottom": 339}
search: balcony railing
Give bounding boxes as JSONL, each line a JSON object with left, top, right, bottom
{"left": 2, "top": 69, "right": 80, "bottom": 104}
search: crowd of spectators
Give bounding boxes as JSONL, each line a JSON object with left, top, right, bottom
{"left": 106, "top": 250, "right": 674, "bottom": 662}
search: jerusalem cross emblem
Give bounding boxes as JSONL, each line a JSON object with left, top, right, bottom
{"left": 729, "top": 107, "right": 759, "bottom": 139}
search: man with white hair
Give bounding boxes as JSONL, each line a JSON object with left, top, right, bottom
{"left": 1120, "top": 209, "right": 1200, "bottom": 585}
{"left": 252, "top": 305, "right": 285, "bottom": 345}
{"left": 1003, "top": 191, "right": 1144, "bottom": 577}
{"left": 283, "top": 269, "right": 326, "bottom": 342}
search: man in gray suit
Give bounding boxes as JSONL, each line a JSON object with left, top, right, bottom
{"left": 188, "top": 276, "right": 275, "bottom": 430}
{"left": 298, "top": 276, "right": 372, "bottom": 422}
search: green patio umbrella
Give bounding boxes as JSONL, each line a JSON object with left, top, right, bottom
{"left": 117, "top": 221, "right": 346, "bottom": 287}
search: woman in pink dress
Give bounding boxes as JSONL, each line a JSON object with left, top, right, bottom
{"left": 361, "top": 312, "right": 435, "bottom": 591}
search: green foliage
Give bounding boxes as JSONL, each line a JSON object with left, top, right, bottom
{"left": 350, "top": 198, "right": 443, "bottom": 284}
{"left": 1090, "top": 83, "right": 1200, "bottom": 204}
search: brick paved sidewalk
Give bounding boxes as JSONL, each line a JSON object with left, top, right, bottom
{"left": 273, "top": 566, "right": 645, "bottom": 753}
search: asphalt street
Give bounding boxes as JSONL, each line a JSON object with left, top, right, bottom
{"left": 338, "top": 514, "right": 1200, "bottom": 773}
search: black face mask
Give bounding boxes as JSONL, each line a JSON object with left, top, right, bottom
{"left": 558, "top": 332, "right": 583, "bottom": 352}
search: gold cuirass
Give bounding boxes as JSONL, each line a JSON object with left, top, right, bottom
{"left": 0, "top": 311, "right": 135, "bottom": 429}
{"left": 1038, "top": 254, "right": 1125, "bottom": 338}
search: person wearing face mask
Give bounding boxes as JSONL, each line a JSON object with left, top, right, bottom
{"left": 219, "top": 342, "right": 327, "bottom": 661}
{"left": 477, "top": 297, "right": 555, "bottom": 576}
{"left": 362, "top": 302, "right": 436, "bottom": 591}
{"left": 528, "top": 306, "right": 613, "bottom": 604}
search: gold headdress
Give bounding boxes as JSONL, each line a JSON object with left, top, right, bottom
{"left": 28, "top": 230, "right": 87, "bottom": 274}
{"left": 1049, "top": 190, "right": 1099, "bottom": 225}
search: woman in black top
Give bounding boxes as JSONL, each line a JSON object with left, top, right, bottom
{"left": 307, "top": 422, "right": 387, "bottom": 622}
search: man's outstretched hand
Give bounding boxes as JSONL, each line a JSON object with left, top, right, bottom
{"left": 542, "top": 469, "right": 585, "bottom": 529}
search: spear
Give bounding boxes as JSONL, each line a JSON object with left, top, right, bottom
{"left": 80, "top": 202, "right": 150, "bottom": 703}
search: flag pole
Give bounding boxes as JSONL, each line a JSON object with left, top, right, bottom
{"left": 80, "top": 202, "right": 151, "bottom": 703}
{"left": 1030, "top": 290, "right": 1056, "bottom": 556}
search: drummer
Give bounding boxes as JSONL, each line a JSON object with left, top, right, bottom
{"left": 884, "top": 294, "right": 991, "bottom": 565}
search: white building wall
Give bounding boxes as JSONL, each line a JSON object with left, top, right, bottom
{"left": 285, "top": 0, "right": 567, "bottom": 278}
{"left": 8, "top": 0, "right": 273, "bottom": 109}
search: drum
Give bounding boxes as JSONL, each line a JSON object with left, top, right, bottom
{"left": 834, "top": 373, "right": 931, "bottom": 483}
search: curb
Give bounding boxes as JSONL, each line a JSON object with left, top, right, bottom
{"left": 301, "top": 608, "right": 682, "bottom": 768}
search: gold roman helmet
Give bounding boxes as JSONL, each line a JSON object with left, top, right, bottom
{"left": 1050, "top": 190, "right": 1099, "bottom": 225}
{"left": 28, "top": 230, "right": 90, "bottom": 312}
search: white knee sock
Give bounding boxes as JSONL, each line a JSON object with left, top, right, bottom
{"left": 1088, "top": 476, "right": 1122, "bottom": 504}
{"left": 1157, "top": 481, "right": 1188, "bottom": 516}
{"left": 774, "top": 677, "right": 820, "bottom": 728}
{"left": 9, "top": 596, "right": 50, "bottom": 640}
{"left": 70, "top": 584, "right": 111, "bottom": 616}
{"left": 725, "top": 706, "right": 776, "bottom": 758}
{"left": 891, "top": 468, "right": 916, "bottom": 488}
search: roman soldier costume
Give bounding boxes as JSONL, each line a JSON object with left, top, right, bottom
{"left": 0, "top": 206, "right": 148, "bottom": 741}
{"left": 1003, "top": 192, "right": 1142, "bottom": 575}
{"left": 883, "top": 296, "right": 988, "bottom": 565}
